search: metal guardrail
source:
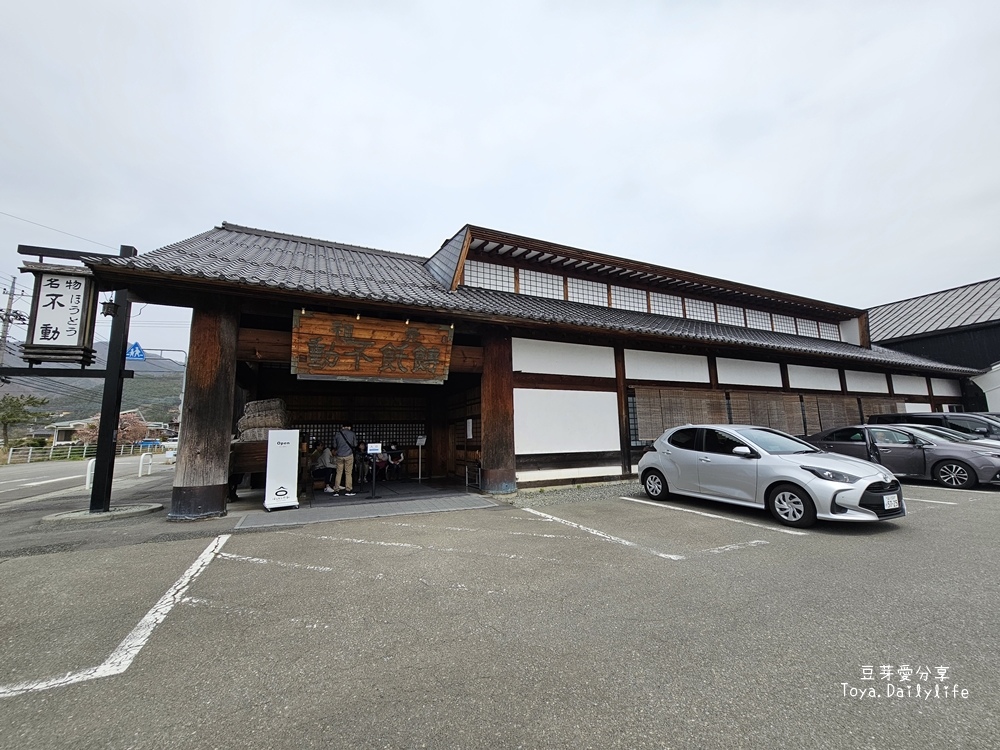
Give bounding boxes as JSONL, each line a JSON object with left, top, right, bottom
{"left": 5, "top": 444, "right": 168, "bottom": 465}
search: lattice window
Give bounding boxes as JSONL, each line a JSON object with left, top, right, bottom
{"left": 686, "top": 298, "right": 716, "bottom": 322}
{"left": 746, "top": 309, "right": 772, "bottom": 330}
{"left": 463, "top": 260, "right": 514, "bottom": 292}
{"left": 650, "top": 293, "right": 683, "bottom": 318}
{"left": 717, "top": 304, "right": 745, "bottom": 326}
{"left": 818, "top": 321, "right": 841, "bottom": 341}
{"left": 519, "top": 269, "right": 564, "bottom": 299}
{"left": 796, "top": 318, "right": 820, "bottom": 338}
{"left": 611, "top": 285, "right": 647, "bottom": 312}
{"left": 773, "top": 314, "right": 796, "bottom": 334}
{"left": 567, "top": 277, "right": 608, "bottom": 306}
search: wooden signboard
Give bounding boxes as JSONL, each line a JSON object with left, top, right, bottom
{"left": 291, "top": 311, "right": 454, "bottom": 384}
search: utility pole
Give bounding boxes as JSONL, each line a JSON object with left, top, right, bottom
{"left": 0, "top": 278, "right": 17, "bottom": 369}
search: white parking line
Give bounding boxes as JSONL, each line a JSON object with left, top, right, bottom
{"left": 698, "top": 540, "right": 770, "bottom": 555}
{"left": 623, "top": 497, "right": 809, "bottom": 536}
{"left": 0, "top": 534, "right": 230, "bottom": 699}
{"left": 904, "top": 497, "right": 958, "bottom": 505}
{"left": 522, "top": 507, "right": 685, "bottom": 560}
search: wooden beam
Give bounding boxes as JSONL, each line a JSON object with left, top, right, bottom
{"left": 615, "top": 347, "right": 631, "bottom": 474}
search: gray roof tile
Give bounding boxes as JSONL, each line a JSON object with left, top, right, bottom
{"left": 85, "top": 223, "right": 975, "bottom": 376}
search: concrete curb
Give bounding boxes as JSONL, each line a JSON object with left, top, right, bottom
{"left": 41, "top": 503, "right": 165, "bottom": 523}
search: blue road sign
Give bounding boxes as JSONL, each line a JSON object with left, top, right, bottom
{"left": 125, "top": 342, "right": 146, "bottom": 361}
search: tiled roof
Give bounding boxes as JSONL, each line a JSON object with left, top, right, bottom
{"left": 85, "top": 223, "right": 975, "bottom": 376}
{"left": 869, "top": 277, "right": 1000, "bottom": 342}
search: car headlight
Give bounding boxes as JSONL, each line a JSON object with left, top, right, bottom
{"left": 801, "top": 466, "right": 861, "bottom": 483}
{"left": 973, "top": 449, "right": 1000, "bottom": 459}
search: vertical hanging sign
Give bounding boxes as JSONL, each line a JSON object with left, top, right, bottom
{"left": 21, "top": 265, "right": 99, "bottom": 365}
{"left": 264, "top": 429, "right": 300, "bottom": 511}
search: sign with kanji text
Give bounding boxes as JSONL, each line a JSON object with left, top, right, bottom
{"left": 21, "top": 266, "right": 99, "bottom": 365}
{"left": 291, "top": 311, "right": 454, "bottom": 384}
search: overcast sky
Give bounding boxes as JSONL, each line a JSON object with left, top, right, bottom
{"left": 2, "top": 0, "right": 998, "bottom": 360}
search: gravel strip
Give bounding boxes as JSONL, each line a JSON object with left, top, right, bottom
{"left": 510, "top": 479, "right": 641, "bottom": 508}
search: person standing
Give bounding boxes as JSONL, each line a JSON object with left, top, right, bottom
{"left": 333, "top": 423, "right": 357, "bottom": 496}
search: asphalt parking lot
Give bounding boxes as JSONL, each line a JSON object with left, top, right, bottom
{"left": 0, "top": 477, "right": 997, "bottom": 749}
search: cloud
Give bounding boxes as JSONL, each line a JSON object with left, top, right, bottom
{"left": 1, "top": 0, "right": 998, "bottom": 358}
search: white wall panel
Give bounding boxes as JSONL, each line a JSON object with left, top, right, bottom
{"left": 787, "top": 365, "right": 841, "bottom": 391}
{"left": 839, "top": 319, "right": 862, "bottom": 345}
{"left": 512, "top": 338, "right": 615, "bottom": 378}
{"left": 972, "top": 365, "right": 1000, "bottom": 410}
{"left": 624, "top": 350, "right": 710, "bottom": 383}
{"left": 845, "top": 370, "right": 889, "bottom": 393}
{"left": 513, "top": 389, "right": 620, "bottom": 454}
{"left": 716, "top": 358, "right": 782, "bottom": 387}
{"left": 892, "top": 374, "right": 929, "bottom": 395}
{"left": 930, "top": 378, "right": 962, "bottom": 397}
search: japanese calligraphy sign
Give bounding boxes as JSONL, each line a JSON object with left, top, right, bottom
{"left": 22, "top": 267, "right": 99, "bottom": 364}
{"left": 291, "top": 311, "right": 454, "bottom": 384}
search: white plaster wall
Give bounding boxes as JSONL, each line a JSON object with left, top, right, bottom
{"left": 839, "top": 318, "right": 862, "bottom": 345}
{"left": 787, "top": 364, "right": 841, "bottom": 391}
{"left": 513, "top": 389, "right": 620, "bottom": 454}
{"left": 511, "top": 338, "right": 615, "bottom": 378}
{"left": 892, "top": 374, "right": 929, "bottom": 395}
{"left": 716, "top": 358, "right": 783, "bottom": 387}
{"left": 624, "top": 349, "right": 710, "bottom": 383}
{"left": 972, "top": 365, "right": 1000, "bottom": 410}
{"left": 845, "top": 370, "right": 889, "bottom": 393}
{"left": 930, "top": 378, "right": 962, "bottom": 397}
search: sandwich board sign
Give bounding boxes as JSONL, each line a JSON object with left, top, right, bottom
{"left": 264, "top": 429, "right": 300, "bottom": 511}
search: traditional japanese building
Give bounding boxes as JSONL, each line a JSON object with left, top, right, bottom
{"left": 83, "top": 222, "right": 977, "bottom": 519}
{"left": 868, "top": 277, "right": 1000, "bottom": 409}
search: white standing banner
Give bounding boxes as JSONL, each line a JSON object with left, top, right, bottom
{"left": 264, "top": 429, "right": 300, "bottom": 511}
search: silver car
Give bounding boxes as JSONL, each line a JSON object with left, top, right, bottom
{"left": 805, "top": 424, "right": 1000, "bottom": 489}
{"left": 638, "top": 425, "right": 905, "bottom": 528}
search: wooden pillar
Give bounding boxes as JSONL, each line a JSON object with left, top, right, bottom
{"left": 428, "top": 390, "right": 449, "bottom": 478}
{"left": 168, "top": 300, "right": 239, "bottom": 520}
{"left": 614, "top": 347, "right": 631, "bottom": 474}
{"left": 480, "top": 332, "right": 516, "bottom": 494}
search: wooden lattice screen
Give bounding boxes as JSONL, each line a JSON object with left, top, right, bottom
{"left": 635, "top": 387, "right": 904, "bottom": 441}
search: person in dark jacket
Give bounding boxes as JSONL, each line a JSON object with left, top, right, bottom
{"left": 332, "top": 423, "right": 357, "bottom": 495}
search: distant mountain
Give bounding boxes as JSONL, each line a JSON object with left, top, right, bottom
{"left": 2, "top": 340, "right": 185, "bottom": 423}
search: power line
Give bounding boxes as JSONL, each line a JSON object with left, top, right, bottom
{"left": 0, "top": 210, "right": 117, "bottom": 250}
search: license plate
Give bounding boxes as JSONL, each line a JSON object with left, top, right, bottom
{"left": 884, "top": 494, "right": 900, "bottom": 510}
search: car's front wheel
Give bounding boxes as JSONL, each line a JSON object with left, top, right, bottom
{"left": 933, "top": 460, "right": 977, "bottom": 489}
{"left": 642, "top": 470, "right": 668, "bottom": 500}
{"left": 767, "top": 483, "right": 817, "bottom": 528}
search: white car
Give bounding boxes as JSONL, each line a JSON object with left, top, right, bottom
{"left": 638, "top": 424, "right": 906, "bottom": 528}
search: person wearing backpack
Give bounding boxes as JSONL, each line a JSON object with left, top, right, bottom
{"left": 332, "top": 423, "right": 357, "bottom": 496}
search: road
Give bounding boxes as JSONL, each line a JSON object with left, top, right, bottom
{"left": 0, "top": 454, "right": 155, "bottom": 505}
{"left": 0, "top": 477, "right": 996, "bottom": 749}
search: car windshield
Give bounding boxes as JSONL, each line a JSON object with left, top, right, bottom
{"left": 900, "top": 425, "right": 969, "bottom": 442}
{"left": 733, "top": 427, "right": 819, "bottom": 455}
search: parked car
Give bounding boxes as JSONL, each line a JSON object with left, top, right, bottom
{"left": 889, "top": 424, "right": 1000, "bottom": 451}
{"left": 638, "top": 424, "right": 904, "bottom": 528}
{"left": 804, "top": 424, "right": 1000, "bottom": 489}
{"left": 867, "top": 412, "right": 1000, "bottom": 440}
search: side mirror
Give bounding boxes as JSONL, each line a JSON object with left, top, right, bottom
{"left": 732, "top": 446, "right": 754, "bottom": 457}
